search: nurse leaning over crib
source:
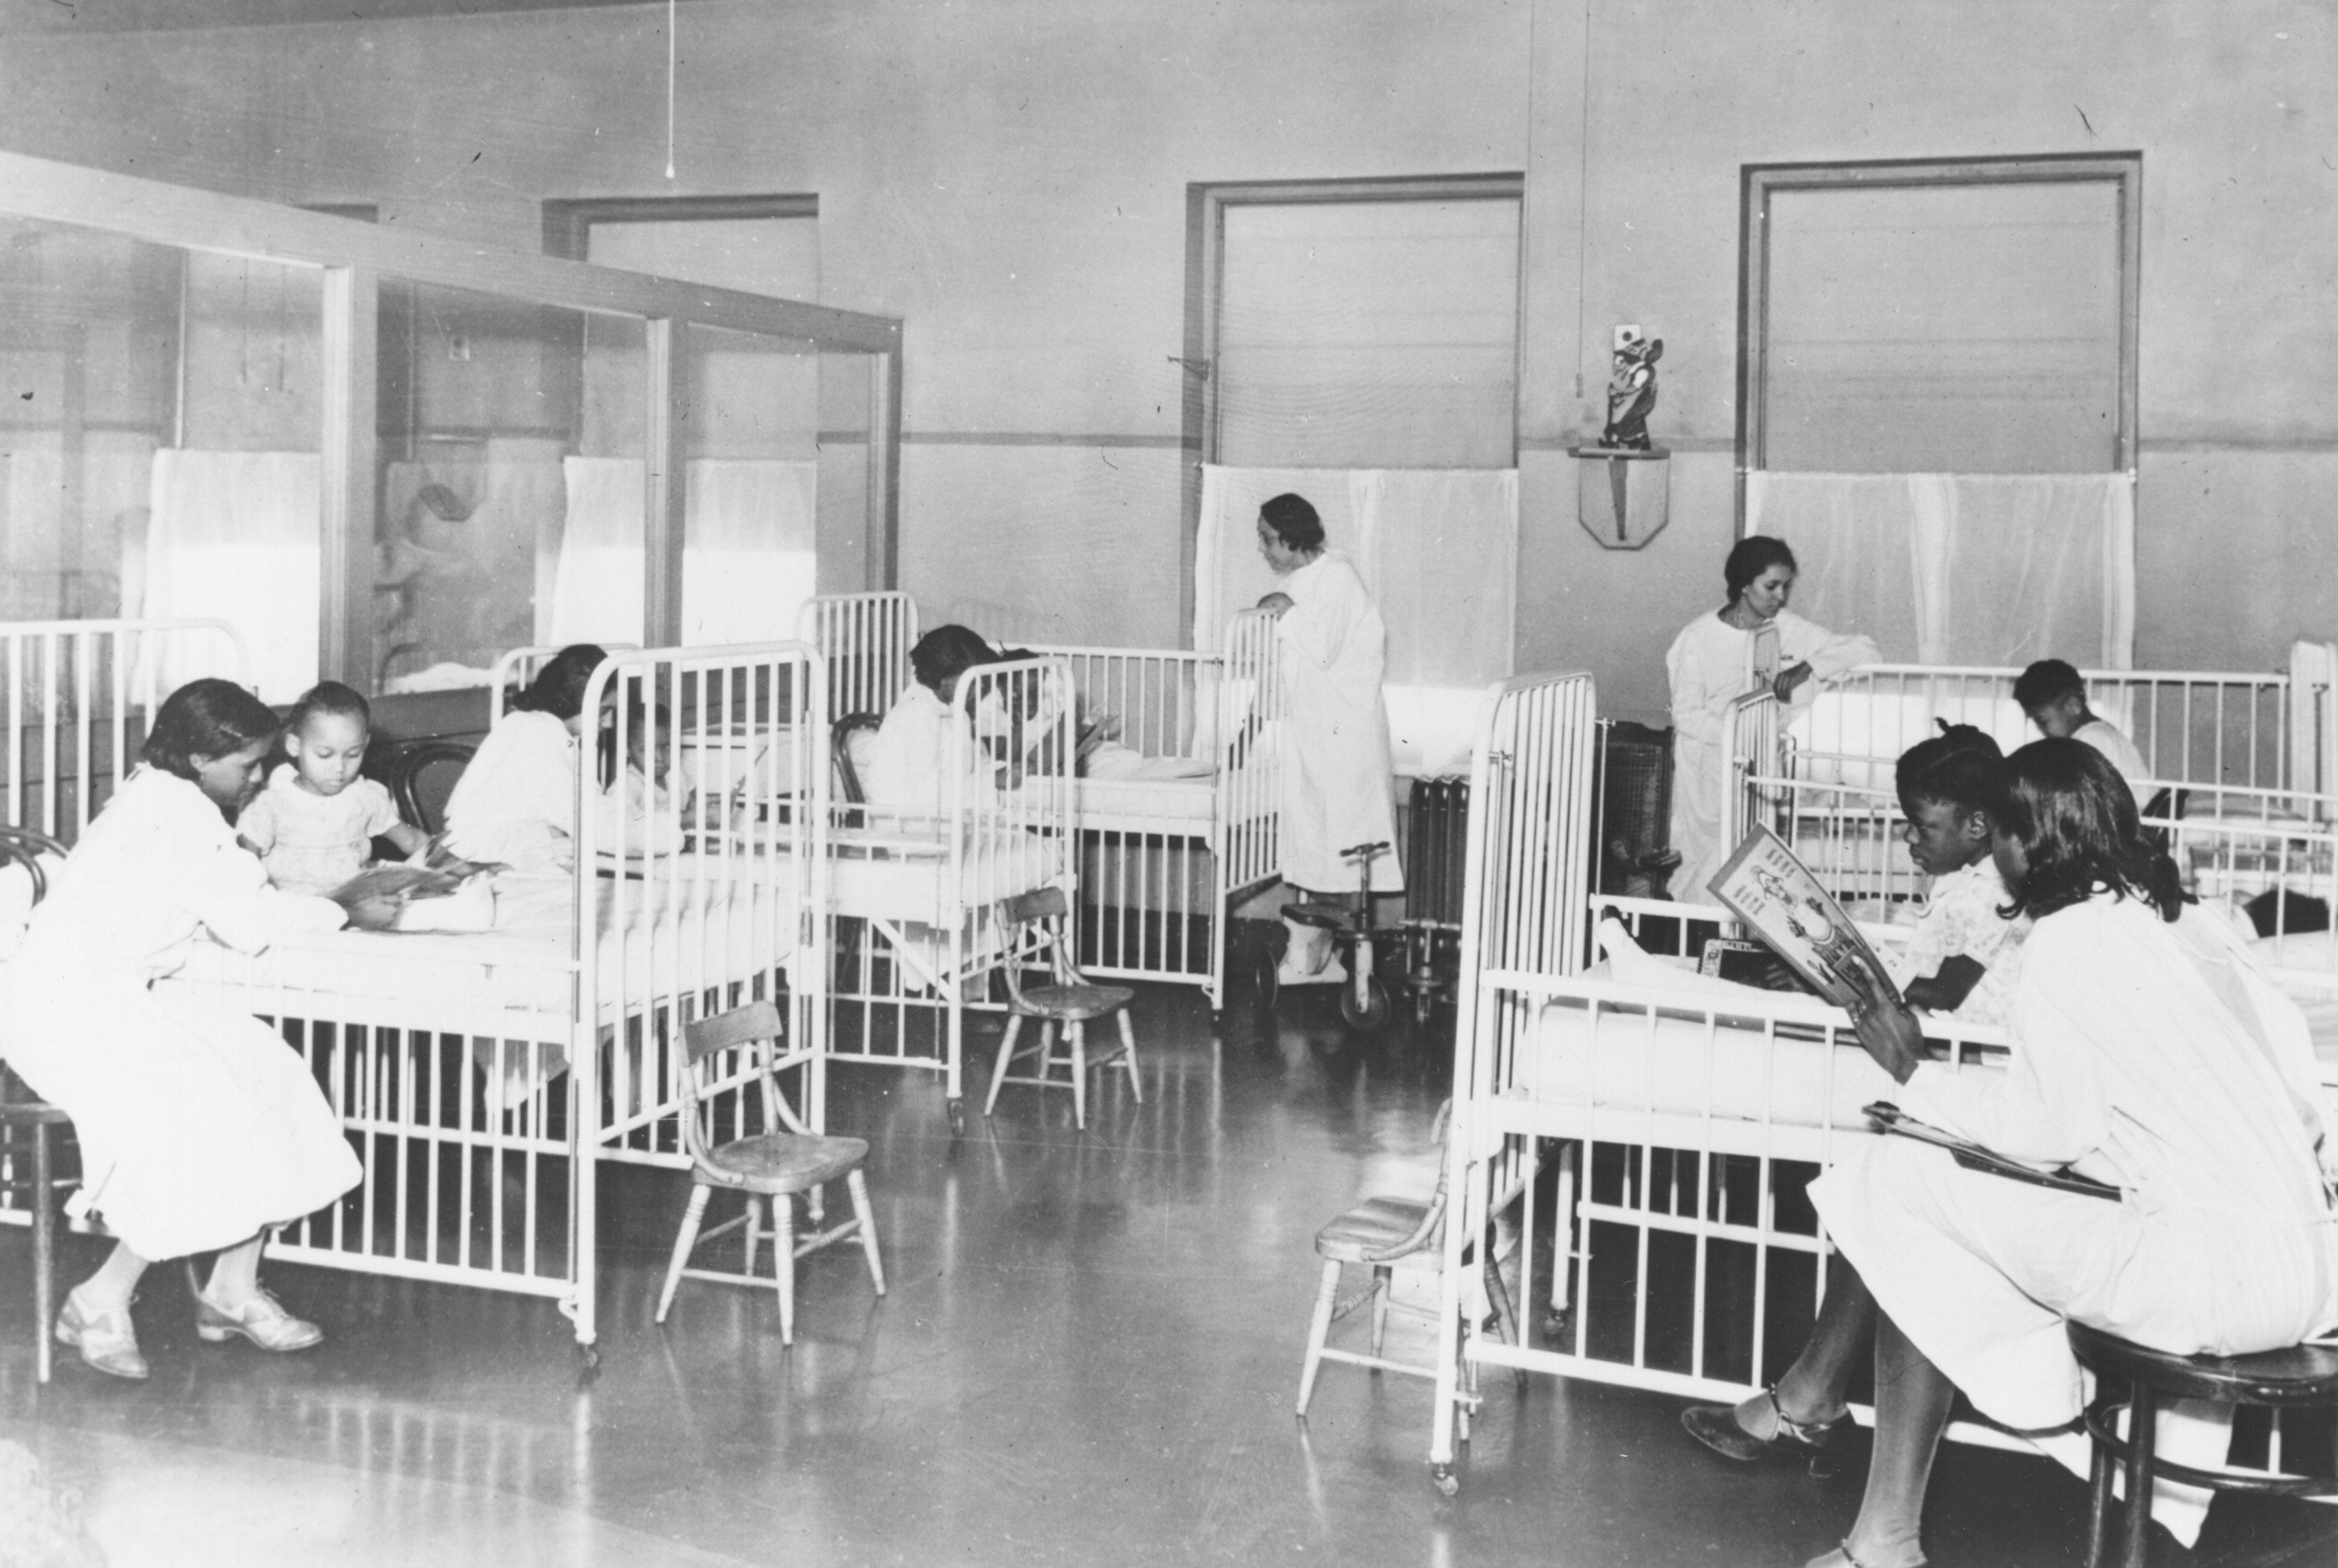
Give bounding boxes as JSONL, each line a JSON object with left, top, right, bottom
{"left": 1253, "top": 490, "right": 1403, "bottom": 984}
{"left": 1665, "top": 535, "right": 1878, "bottom": 905}
{"left": 0, "top": 680, "right": 392, "bottom": 1379}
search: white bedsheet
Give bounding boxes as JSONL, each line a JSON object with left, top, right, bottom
{"left": 167, "top": 869, "right": 802, "bottom": 1036}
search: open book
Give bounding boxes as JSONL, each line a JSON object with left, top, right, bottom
{"left": 1864, "top": 1103, "right": 2120, "bottom": 1201}
{"left": 1705, "top": 823, "right": 1895, "bottom": 1011}
{"left": 328, "top": 862, "right": 475, "bottom": 904}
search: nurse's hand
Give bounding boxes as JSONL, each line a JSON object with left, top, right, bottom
{"left": 1255, "top": 592, "right": 1295, "bottom": 618}
{"left": 1773, "top": 660, "right": 1814, "bottom": 703}
{"left": 1842, "top": 959, "right": 1925, "bottom": 1084}
{"left": 342, "top": 894, "right": 404, "bottom": 932}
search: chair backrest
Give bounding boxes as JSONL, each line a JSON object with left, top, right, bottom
{"left": 677, "top": 1001, "right": 808, "bottom": 1162}
{"left": 0, "top": 826, "right": 67, "bottom": 967}
{"left": 832, "top": 713, "right": 883, "bottom": 806}
{"left": 386, "top": 739, "right": 476, "bottom": 837}
{"left": 1000, "top": 885, "right": 1068, "bottom": 926}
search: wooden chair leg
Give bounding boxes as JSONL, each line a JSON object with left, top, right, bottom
{"left": 1296, "top": 1258, "right": 1343, "bottom": 1417}
{"left": 772, "top": 1193, "right": 798, "bottom": 1346}
{"left": 1068, "top": 1020, "right": 1088, "bottom": 1129}
{"left": 2085, "top": 1389, "right": 2117, "bottom": 1568}
{"left": 743, "top": 1191, "right": 763, "bottom": 1280}
{"left": 655, "top": 1183, "right": 712, "bottom": 1324}
{"left": 32, "top": 1123, "right": 54, "bottom": 1386}
{"left": 1370, "top": 1265, "right": 1392, "bottom": 1356}
{"left": 984, "top": 1014, "right": 1024, "bottom": 1117}
{"left": 1116, "top": 1009, "right": 1141, "bottom": 1103}
{"left": 2120, "top": 1384, "right": 2157, "bottom": 1568}
{"left": 846, "top": 1169, "right": 886, "bottom": 1296}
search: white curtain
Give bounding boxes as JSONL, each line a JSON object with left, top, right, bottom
{"left": 546, "top": 458, "right": 817, "bottom": 648}
{"left": 142, "top": 449, "right": 321, "bottom": 701}
{"left": 1745, "top": 471, "right": 2134, "bottom": 668}
{"left": 1196, "top": 463, "right": 1516, "bottom": 774}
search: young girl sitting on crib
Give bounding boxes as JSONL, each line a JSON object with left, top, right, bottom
{"left": 1681, "top": 723, "right": 2027, "bottom": 1466}
{"left": 443, "top": 643, "right": 608, "bottom": 873}
{"left": 595, "top": 697, "right": 686, "bottom": 857}
{"left": 237, "top": 680, "right": 429, "bottom": 896}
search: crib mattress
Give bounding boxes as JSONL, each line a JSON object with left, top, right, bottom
{"left": 1524, "top": 998, "right": 1913, "bottom": 1140}
{"left": 1073, "top": 773, "right": 1215, "bottom": 830}
{"left": 165, "top": 869, "right": 801, "bottom": 1036}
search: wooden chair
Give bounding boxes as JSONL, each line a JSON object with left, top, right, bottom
{"left": 2069, "top": 1320, "right": 2338, "bottom": 1567}
{"left": 653, "top": 1000, "right": 885, "bottom": 1346}
{"left": 831, "top": 713, "right": 883, "bottom": 807}
{"left": 0, "top": 826, "right": 72, "bottom": 1384}
{"left": 385, "top": 739, "right": 476, "bottom": 837}
{"left": 981, "top": 886, "right": 1140, "bottom": 1131}
{"left": 1295, "top": 1101, "right": 1520, "bottom": 1417}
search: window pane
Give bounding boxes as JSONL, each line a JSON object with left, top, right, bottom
{"left": 1217, "top": 198, "right": 1518, "bottom": 468}
{"left": 585, "top": 216, "right": 818, "bottom": 302}
{"left": 376, "top": 280, "right": 645, "bottom": 689}
{"left": 680, "top": 323, "right": 818, "bottom": 644}
{"left": 1763, "top": 181, "right": 2122, "bottom": 473}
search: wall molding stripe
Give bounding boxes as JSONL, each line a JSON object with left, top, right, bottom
{"left": 900, "top": 431, "right": 1194, "bottom": 449}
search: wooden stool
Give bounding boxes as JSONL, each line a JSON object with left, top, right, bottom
{"left": 0, "top": 1065, "right": 73, "bottom": 1384}
{"left": 2068, "top": 1320, "right": 2338, "bottom": 1567}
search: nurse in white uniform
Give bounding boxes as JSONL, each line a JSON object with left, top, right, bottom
{"left": 1255, "top": 492, "right": 1403, "bottom": 984}
{"left": 1666, "top": 536, "right": 1877, "bottom": 904}
{"left": 2, "top": 680, "right": 395, "bottom": 1380}
{"left": 443, "top": 642, "right": 608, "bottom": 873}
{"left": 1799, "top": 739, "right": 2338, "bottom": 1568}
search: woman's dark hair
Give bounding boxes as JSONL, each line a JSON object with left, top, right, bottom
{"left": 910, "top": 625, "right": 997, "bottom": 697}
{"left": 1259, "top": 492, "right": 1326, "bottom": 552}
{"left": 144, "top": 678, "right": 281, "bottom": 783}
{"left": 1722, "top": 535, "right": 1798, "bottom": 603}
{"left": 2011, "top": 658, "right": 2086, "bottom": 711}
{"left": 1997, "top": 737, "right": 2186, "bottom": 924}
{"left": 1896, "top": 723, "right": 2004, "bottom": 818}
{"left": 512, "top": 644, "right": 607, "bottom": 721}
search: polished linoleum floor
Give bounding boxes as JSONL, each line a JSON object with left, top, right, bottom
{"left": 3, "top": 961, "right": 2335, "bottom": 1567}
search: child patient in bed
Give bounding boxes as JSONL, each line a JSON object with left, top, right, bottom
{"left": 1878, "top": 723, "right": 2029, "bottom": 1023}
{"left": 237, "top": 681, "right": 429, "bottom": 896}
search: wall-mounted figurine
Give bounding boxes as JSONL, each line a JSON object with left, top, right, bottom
{"left": 1601, "top": 325, "right": 1663, "bottom": 451}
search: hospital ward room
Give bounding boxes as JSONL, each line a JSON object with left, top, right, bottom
{"left": 6, "top": 5, "right": 2338, "bottom": 1567}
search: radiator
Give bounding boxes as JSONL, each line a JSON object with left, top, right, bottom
{"left": 1405, "top": 775, "right": 1470, "bottom": 928}
{"left": 1595, "top": 720, "right": 1675, "bottom": 898}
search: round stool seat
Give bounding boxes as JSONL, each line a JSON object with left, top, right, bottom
{"left": 2068, "top": 1320, "right": 2338, "bottom": 1408}
{"left": 1285, "top": 902, "right": 1351, "bottom": 932}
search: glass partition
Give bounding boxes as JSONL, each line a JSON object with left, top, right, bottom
{"left": 0, "top": 152, "right": 903, "bottom": 699}
{"left": 376, "top": 282, "right": 645, "bottom": 689}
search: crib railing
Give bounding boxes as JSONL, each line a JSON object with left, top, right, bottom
{"left": 797, "top": 592, "right": 918, "bottom": 721}
{"left": 0, "top": 618, "right": 247, "bottom": 845}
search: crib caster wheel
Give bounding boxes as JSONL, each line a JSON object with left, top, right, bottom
{"left": 1256, "top": 951, "right": 1279, "bottom": 1010}
{"left": 1541, "top": 1308, "right": 1572, "bottom": 1343}
{"left": 947, "top": 1099, "right": 966, "bottom": 1137}
{"left": 1340, "top": 978, "right": 1391, "bottom": 1031}
{"left": 1430, "top": 1462, "right": 1459, "bottom": 1499}
{"left": 1413, "top": 986, "right": 1436, "bottom": 1028}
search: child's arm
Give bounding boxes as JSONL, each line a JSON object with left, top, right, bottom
{"left": 1903, "top": 954, "right": 1986, "bottom": 1013}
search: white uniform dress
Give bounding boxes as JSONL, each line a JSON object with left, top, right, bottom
{"left": 1813, "top": 895, "right": 2337, "bottom": 1537}
{"left": 0, "top": 767, "right": 361, "bottom": 1261}
{"left": 1665, "top": 608, "right": 1878, "bottom": 905}
{"left": 1882, "top": 858, "right": 2029, "bottom": 1026}
{"left": 863, "top": 684, "right": 994, "bottom": 817}
{"left": 1275, "top": 552, "right": 1403, "bottom": 894}
{"left": 2075, "top": 718, "right": 2153, "bottom": 804}
{"left": 443, "top": 709, "right": 579, "bottom": 873}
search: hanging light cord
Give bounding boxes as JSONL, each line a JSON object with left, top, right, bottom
{"left": 665, "top": 0, "right": 678, "bottom": 180}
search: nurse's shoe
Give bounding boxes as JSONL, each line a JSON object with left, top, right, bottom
{"left": 56, "top": 1290, "right": 150, "bottom": 1380}
{"left": 195, "top": 1286, "right": 323, "bottom": 1353}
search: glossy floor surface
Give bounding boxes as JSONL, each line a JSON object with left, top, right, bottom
{"left": 3, "top": 964, "right": 2335, "bottom": 1567}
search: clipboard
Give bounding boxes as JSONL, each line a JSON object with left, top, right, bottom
{"left": 1864, "top": 1103, "right": 2120, "bottom": 1201}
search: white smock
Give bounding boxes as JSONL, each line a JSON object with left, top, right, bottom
{"left": 1666, "top": 608, "right": 1878, "bottom": 905}
{"left": 863, "top": 683, "right": 995, "bottom": 818}
{"left": 1274, "top": 552, "right": 1403, "bottom": 894}
{"left": 1812, "top": 895, "right": 2338, "bottom": 1540}
{"left": 0, "top": 767, "right": 361, "bottom": 1261}
{"left": 2075, "top": 718, "right": 2153, "bottom": 805}
{"left": 443, "top": 709, "right": 579, "bottom": 873}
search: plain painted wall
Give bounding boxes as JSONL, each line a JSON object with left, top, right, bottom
{"left": 3, "top": 0, "right": 2334, "bottom": 720}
